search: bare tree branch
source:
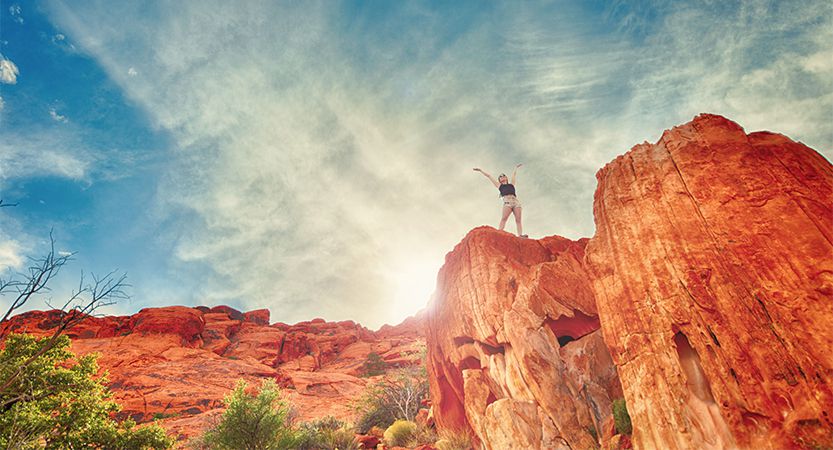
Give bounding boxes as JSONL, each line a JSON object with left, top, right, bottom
{"left": 0, "top": 227, "right": 130, "bottom": 399}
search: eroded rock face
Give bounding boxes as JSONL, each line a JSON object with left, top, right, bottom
{"left": 425, "top": 229, "right": 623, "bottom": 449}
{"left": 585, "top": 114, "right": 833, "bottom": 449}
{"left": 1, "top": 306, "right": 425, "bottom": 442}
{"left": 426, "top": 114, "right": 832, "bottom": 450}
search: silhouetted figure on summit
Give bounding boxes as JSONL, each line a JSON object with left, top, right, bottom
{"left": 473, "top": 164, "right": 528, "bottom": 238}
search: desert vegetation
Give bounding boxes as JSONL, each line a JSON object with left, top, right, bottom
{"left": 189, "top": 362, "right": 442, "bottom": 449}
{"left": 0, "top": 203, "right": 174, "bottom": 449}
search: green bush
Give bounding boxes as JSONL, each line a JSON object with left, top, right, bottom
{"left": 361, "top": 352, "right": 387, "bottom": 377}
{"left": 0, "top": 333, "right": 174, "bottom": 450}
{"left": 435, "top": 429, "right": 473, "bottom": 450}
{"left": 384, "top": 420, "right": 417, "bottom": 447}
{"left": 353, "top": 366, "right": 429, "bottom": 433}
{"left": 612, "top": 398, "right": 633, "bottom": 435}
{"left": 295, "top": 416, "right": 359, "bottom": 450}
{"left": 201, "top": 379, "right": 299, "bottom": 449}
{"left": 405, "top": 423, "right": 438, "bottom": 448}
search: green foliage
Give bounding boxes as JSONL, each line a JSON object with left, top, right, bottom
{"left": 383, "top": 420, "right": 417, "bottom": 447}
{"left": 202, "top": 379, "right": 300, "bottom": 450}
{"left": 612, "top": 398, "right": 633, "bottom": 435}
{"left": 435, "top": 429, "right": 473, "bottom": 450}
{"left": 0, "top": 333, "right": 174, "bottom": 449}
{"left": 405, "top": 423, "right": 438, "bottom": 448}
{"left": 153, "top": 412, "right": 179, "bottom": 420}
{"left": 295, "top": 416, "right": 359, "bottom": 450}
{"left": 360, "top": 352, "right": 387, "bottom": 377}
{"left": 354, "top": 366, "right": 429, "bottom": 433}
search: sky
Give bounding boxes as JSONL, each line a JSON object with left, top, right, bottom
{"left": 0, "top": 0, "right": 831, "bottom": 329}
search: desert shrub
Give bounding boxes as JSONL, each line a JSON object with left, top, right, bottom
{"left": 319, "top": 428, "right": 360, "bottom": 450}
{"left": 405, "top": 423, "right": 438, "bottom": 447}
{"left": 295, "top": 416, "right": 359, "bottom": 450}
{"left": 435, "top": 428, "right": 473, "bottom": 450}
{"left": 612, "top": 398, "right": 633, "bottom": 435}
{"left": 384, "top": 420, "right": 417, "bottom": 447}
{"left": 201, "top": 379, "right": 299, "bottom": 449}
{"left": 0, "top": 333, "right": 174, "bottom": 450}
{"left": 355, "top": 402, "right": 396, "bottom": 434}
{"left": 361, "top": 352, "right": 388, "bottom": 377}
{"left": 354, "top": 366, "right": 429, "bottom": 433}
{"left": 153, "top": 412, "right": 179, "bottom": 420}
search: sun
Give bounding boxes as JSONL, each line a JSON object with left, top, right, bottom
{"left": 386, "top": 258, "right": 440, "bottom": 321}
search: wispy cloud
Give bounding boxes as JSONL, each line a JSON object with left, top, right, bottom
{"left": 43, "top": 0, "right": 833, "bottom": 327}
{"left": 8, "top": 4, "right": 23, "bottom": 24}
{"left": 49, "top": 107, "right": 68, "bottom": 123}
{"left": 0, "top": 240, "right": 23, "bottom": 270}
{"left": 0, "top": 54, "right": 19, "bottom": 84}
{"left": 0, "top": 130, "right": 91, "bottom": 184}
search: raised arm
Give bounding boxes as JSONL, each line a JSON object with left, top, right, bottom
{"left": 473, "top": 168, "right": 500, "bottom": 188}
{"left": 511, "top": 163, "right": 523, "bottom": 185}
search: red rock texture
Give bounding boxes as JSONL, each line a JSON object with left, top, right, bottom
{"left": 586, "top": 114, "right": 833, "bottom": 449}
{"left": 425, "top": 228, "right": 622, "bottom": 449}
{"left": 1, "top": 306, "right": 425, "bottom": 445}
{"left": 426, "top": 114, "right": 832, "bottom": 450}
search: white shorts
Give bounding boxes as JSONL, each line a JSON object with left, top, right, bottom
{"left": 502, "top": 195, "right": 522, "bottom": 209}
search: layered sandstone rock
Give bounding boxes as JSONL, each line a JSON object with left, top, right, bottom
{"left": 586, "top": 114, "right": 833, "bottom": 449}
{"left": 425, "top": 229, "right": 623, "bottom": 449}
{"left": 1, "top": 305, "right": 425, "bottom": 443}
{"left": 426, "top": 114, "right": 832, "bottom": 450}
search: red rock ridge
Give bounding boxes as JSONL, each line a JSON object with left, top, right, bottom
{"left": 426, "top": 114, "right": 832, "bottom": 450}
{"left": 1, "top": 305, "right": 426, "bottom": 443}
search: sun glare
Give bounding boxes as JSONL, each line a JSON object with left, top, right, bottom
{"left": 387, "top": 258, "right": 440, "bottom": 322}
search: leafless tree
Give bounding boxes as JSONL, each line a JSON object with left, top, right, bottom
{"left": 0, "top": 202, "right": 129, "bottom": 395}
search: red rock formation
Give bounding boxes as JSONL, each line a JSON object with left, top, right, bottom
{"left": 1, "top": 306, "right": 425, "bottom": 444}
{"left": 585, "top": 114, "right": 833, "bottom": 449}
{"left": 426, "top": 114, "right": 832, "bottom": 450}
{"left": 426, "top": 228, "right": 622, "bottom": 449}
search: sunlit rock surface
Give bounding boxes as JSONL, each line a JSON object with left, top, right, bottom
{"left": 425, "top": 227, "right": 622, "bottom": 449}
{"left": 426, "top": 114, "right": 832, "bottom": 449}
{"left": 586, "top": 114, "right": 833, "bottom": 449}
{"left": 1, "top": 305, "right": 425, "bottom": 443}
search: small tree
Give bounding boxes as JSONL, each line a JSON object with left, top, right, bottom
{"left": 201, "top": 379, "right": 299, "bottom": 450}
{"left": 355, "top": 366, "right": 429, "bottom": 433}
{"left": 361, "top": 352, "right": 387, "bottom": 377}
{"left": 0, "top": 333, "right": 174, "bottom": 449}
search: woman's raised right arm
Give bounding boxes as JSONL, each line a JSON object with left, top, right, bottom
{"left": 473, "top": 168, "right": 500, "bottom": 188}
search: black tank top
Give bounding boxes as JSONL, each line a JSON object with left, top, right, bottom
{"left": 499, "top": 183, "right": 516, "bottom": 197}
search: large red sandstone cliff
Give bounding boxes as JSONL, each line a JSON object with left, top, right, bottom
{"left": 1, "top": 305, "right": 425, "bottom": 442}
{"left": 426, "top": 114, "right": 832, "bottom": 449}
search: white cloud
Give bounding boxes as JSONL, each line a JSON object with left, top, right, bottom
{"left": 0, "top": 130, "right": 91, "bottom": 184}
{"left": 0, "top": 54, "right": 19, "bottom": 84}
{"left": 0, "top": 240, "right": 23, "bottom": 270}
{"left": 44, "top": 0, "right": 833, "bottom": 327}
{"left": 49, "top": 107, "right": 68, "bottom": 123}
{"left": 8, "top": 4, "right": 23, "bottom": 24}
{"left": 0, "top": 96, "right": 4, "bottom": 111}
{"left": 127, "top": 67, "right": 137, "bottom": 76}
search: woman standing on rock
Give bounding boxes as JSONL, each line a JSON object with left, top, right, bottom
{"left": 473, "top": 164, "right": 528, "bottom": 238}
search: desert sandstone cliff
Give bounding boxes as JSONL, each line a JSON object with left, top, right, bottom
{"left": 426, "top": 114, "right": 832, "bottom": 449}
{"left": 1, "top": 305, "right": 425, "bottom": 442}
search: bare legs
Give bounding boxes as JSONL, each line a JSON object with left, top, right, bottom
{"left": 498, "top": 205, "right": 513, "bottom": 231}
{"left": 498, "top": 205, "right": 525, "bottom": 237}
{"left": 513, "top": 207, "right": 523, "bottom": 237}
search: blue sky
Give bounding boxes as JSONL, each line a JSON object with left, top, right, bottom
{"left": 1, "top": 1, "right": 831, "bottom": 328}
